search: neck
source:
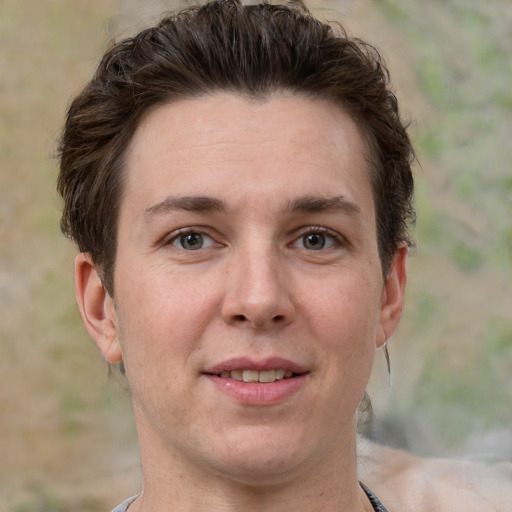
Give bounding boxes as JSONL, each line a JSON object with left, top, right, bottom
{"left": 130, "top": 419, "right": 373, "bottom": 512}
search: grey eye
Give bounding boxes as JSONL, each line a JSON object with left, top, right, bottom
{"left": 169, "top": 230, "right": 217, "bottom": 251}
{"left": 179, "top": 233, "right": 204, "bottom": 250}
{"left": 302, "top": 233, "right": 326, "bottom": 250}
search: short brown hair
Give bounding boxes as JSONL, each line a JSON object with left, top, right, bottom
{"left": 58, "top": 0, "right": 415, "bottom": 296}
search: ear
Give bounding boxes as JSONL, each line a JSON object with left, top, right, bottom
{"left": 74, "top": 253, "right": 122, "bottom": 363}
{"left": 376, "top": 244, "right": 408, "bottom": 348}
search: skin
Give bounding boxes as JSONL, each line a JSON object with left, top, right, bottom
{"left": 75, "top": 94, "right": 407, "bottom": 511}
{"left": 358, "top": 437, "right": 512, "bottom": 512}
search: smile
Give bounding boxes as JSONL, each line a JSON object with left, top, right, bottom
{"left": 204, "top": 357, "right": 309, "bottom": 403}
{"left": 205, "top": 368, "right": 308, "bottom": 405}
{"left": 218, "top": 369, "right": 295, "bottom": 383}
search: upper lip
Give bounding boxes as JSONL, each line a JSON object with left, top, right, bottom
{"left": 204, "top": 357, "right": 308, "bottom": 375}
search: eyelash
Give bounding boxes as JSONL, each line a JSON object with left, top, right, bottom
{"left": 164, "top": 227, "right": 217, "bottom": 250}
{"left": 292, "top": 226, "right": 345, "bottom": 250}
{"left": 163, "top": 226, "right": 345, "bottom": 251}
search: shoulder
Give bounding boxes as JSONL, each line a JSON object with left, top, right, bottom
{"left": 358, "top": 436, "right": 512, "bottom": 512}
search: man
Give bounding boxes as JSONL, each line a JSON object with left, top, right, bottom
{"left": 58, "top": 1, "right": 510, "bottom": 511}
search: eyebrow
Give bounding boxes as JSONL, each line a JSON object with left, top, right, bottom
{"left": 285, "top": 195, "right": 362, "bottom": 216}
{"left": 142, "top": 194, "right": 361, "bottom": 221}
{"left": 142, "top": 196, "right": 228, "bottom": 219}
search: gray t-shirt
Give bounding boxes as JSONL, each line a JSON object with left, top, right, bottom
{"left": 110, "top": 485, "right": 388, "bottom": 511}
{"left": 111, "top": 494, "right": 139, "bottom": 512}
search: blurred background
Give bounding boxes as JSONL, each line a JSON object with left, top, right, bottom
{"left": 0, "top": 0, "right": 510, "bottom": 510}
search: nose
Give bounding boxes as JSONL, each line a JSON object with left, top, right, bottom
{"left": 220, "top": 245, "right": 296, "bottom": 331}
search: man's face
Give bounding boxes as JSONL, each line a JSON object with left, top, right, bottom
{"left": 79, "top": 93, "right": 405, "bottom": 484}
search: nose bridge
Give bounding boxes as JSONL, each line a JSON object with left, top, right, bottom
{"left": 221, "top": 235, "right": 294, "bottom": 329}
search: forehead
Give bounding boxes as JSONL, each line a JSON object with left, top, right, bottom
{"left": 123, "top": 93, "right": 374, "bottom": 220}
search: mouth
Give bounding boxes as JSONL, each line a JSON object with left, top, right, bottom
{"left": 213, "top": 369, "right": 298, "bottom": 383}
{"left": 204, "top": 357, "right": 308, "bottom": 384}
{"left": 204, "top": 359, "right": 309, "bottom": 404}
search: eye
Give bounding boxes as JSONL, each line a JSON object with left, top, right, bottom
{"left": 292, "top": 228, "right": 341, "bottom": 251}
{"left": 302, "top": 233, "right": 327, "bottom": 250}
{"left": 169, "top": 230, "right": 217, "bottom": 250}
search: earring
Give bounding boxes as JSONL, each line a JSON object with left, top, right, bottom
{"left": 382, "top": 340, "right": 390, "bottom": 375}
{"left": 382, "top": 339, "right": 392, "bottom": 389}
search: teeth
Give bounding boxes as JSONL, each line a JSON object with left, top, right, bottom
{"left": 242, "top": 370, "right": 259, "bottom": 382}
{"left": 218, "top": 369, "right": 295, "bottom": 382}
{"left": 258, "top": 370, "right": 276, "bottom": 383}
{"left": 231, "top": 370, "right": 243, "bottom": 381}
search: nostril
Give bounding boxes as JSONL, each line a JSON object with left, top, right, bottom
{"left": 234, "top": 314, "right": 247, "bottom": 322}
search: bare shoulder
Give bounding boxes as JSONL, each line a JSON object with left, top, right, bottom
{"left": 357, "top": 436, "right": 512, "bottom": 512}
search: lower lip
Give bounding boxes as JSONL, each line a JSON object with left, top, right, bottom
{"left": 204, "top": 374, "right": 309, "bottom": 405}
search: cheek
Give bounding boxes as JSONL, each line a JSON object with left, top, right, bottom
{"left": 115, "top": 265, "right": 221, "bottom": 363}
{"left": 306, "top": 273, "right": 381, "bottom": 341}
{"left": 303, "top": 271, "right": 381, "bottom": 393}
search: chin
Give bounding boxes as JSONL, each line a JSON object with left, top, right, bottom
{"left": 203, "top": 425, "right": 323, "bottom": 486}
{"left": 215, "top": 454, "right": 307, "bottom": 487}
